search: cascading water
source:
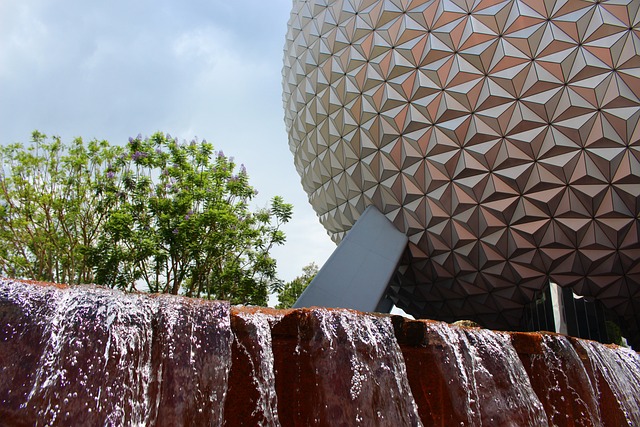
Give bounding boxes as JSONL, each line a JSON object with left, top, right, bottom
{"left": 395, "top": 320, "right": 548, "bottom": 426}
{"left": 148, "top": 295, "right": 231, "bottom": 426}
{"left": 26, "top": 286, "right": 158, "bottom": 426}
{"left": 453, "top": 327, "right": 548, "bottom": 426}
{"left": 1, "top": 278, "right": 640, "bottom": 426}
{"left": 0, "top": 280, "right": 231, "bottom": 426}
{"left": 299, "top": 310, "right": 422, "bottom": 426}
{"left": 521, "top": 333, "right": 602, "bottom": 426}
{"left": 574, "top": 339, "right": 640, "bottom": 426}
{"left": 226, "top": 309, "right": 281, "bottom": 426}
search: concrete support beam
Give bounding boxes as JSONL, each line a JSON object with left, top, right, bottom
{"left": 293, "top": 205, "right": 408, "bottom": 313}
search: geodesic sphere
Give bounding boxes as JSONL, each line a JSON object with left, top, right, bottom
{"left": 282, "top": 0, "right": 640, "bottom": 330}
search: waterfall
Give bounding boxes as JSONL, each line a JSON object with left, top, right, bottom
{"left": 291, "top": 309, "right": 422, "bottom": 426}
{"left": 0, "top": 280, "right": 231, "bottom": 427}
{"left": 1, "top": 279, "right": 639, "bottom": 426}
{"left": 396, "top": 320, "right": 548, "bottom": 426}
{"left": 513, "top": 333, "right": 601, "bottom": 426}
{"left": 574, "top": 339, "right": 640, "bottom": 426}
{"left": 226, "top": 309, "right": 281, "bottom": 426}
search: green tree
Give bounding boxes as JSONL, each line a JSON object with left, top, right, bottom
{"left": 89, "top": 132, "right": 292, "bottom": 305}
{"left": 276, "top": 262, "right": 318, "bottom": 309}
{"left": 0, "top": 131, "right": 119, "bottom": 284}
{"left": 0, "top": 132, "right": 292, "bottom": 305}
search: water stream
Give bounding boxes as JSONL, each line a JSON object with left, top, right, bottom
{"left": 1, "top": 279, "right": 639, "bottom": 426}
{"left": 575, "top": 339, "right": 640, "bottom": 426}
{"left": 425, "top": 322, "right": 549, "bottom": 426}
{"left": 1, "top": 280, "right": 231, "bottom": 426}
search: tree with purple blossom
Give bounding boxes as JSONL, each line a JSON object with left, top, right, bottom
{"left": 0, "top": 131, "right": 293, "bottom": 306}
{"left": 90, "top": 132, "right": 292, "bottom": 304}
{"left": 0, "top": 131, "right": 121, "bottom": 284}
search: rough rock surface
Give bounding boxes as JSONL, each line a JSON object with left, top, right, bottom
{"left": 1, "top": 279, "right": 639, "bottom": 426}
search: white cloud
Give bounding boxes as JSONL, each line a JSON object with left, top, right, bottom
{"left": 0, "top": 3, "right": 50, "bottom": 78}
{"left": 172, "top": 26, "right": 234, "bottom": 65}
{"left": 0, "top": 0, "right": 337, "bottom": 286}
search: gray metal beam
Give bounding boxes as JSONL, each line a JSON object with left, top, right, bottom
{"left": 293, "top": 205, "right": 408, "bottom": 313}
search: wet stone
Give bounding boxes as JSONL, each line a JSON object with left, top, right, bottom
{"left": 0, "top": 279, "right": 231, "bottom": 427}
{"left": 1, "top": 279, "right": 640, "bottom": 426}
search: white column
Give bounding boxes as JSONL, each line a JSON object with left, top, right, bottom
{"left": 549, "top": 281, "right": 568, "bottom": 335}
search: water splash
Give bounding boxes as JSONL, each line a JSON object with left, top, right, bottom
{"left": 0, "top": 279, "right": 231, "bottom": 426}
{"left": 2, "top": 280, "right": 640, "bottom": 426}
{"left": 575, "top": 339, "right": 640, "bottom": 426}
{"left": 303, "top": 309, "right": 423, "bottom": 426}
{"left": 227, "top": 309, "right": 281, "bottom": 426}
{"left": 421, "top": 322, "right": 549, "bottom": 426}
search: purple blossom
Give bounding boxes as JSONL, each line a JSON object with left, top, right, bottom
{"left": 131, "top": 151, "right": 147, "bottom": 161}
{"left": 185, "top": 209, "right": 194, "bottom": 220}
{"left": 217, "top": 150, "right": 225, "bottom": 158}
{"left": 240, "top": 164, "right": 247, "bottom": 174}
{"left": 156, "top": 148, "right": 163, "bottom": 155}
{"left": 106, "top": 171, "right": 115, "bottom": 179}
{"left": 172, "top": 228, "right": 179, "bottom": 235}
{"left": 128, "top": 134, "right": 142, "bottom": 145}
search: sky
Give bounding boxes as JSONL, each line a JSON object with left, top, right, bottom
{"left": 0, "top": 0, "right": 337, "bottom": 290}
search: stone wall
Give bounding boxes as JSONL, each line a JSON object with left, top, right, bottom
{"left": 1, "top": 279, "right": 639, "bottom": 426}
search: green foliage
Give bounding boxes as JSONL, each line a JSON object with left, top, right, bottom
{"left": 0, "top": 132, "right": 292, "bottom": 305}
{"left": 605, "top": 320, "right": 624, "bottom": 346}
{"left": 0, "top": 131, "right": 119, "bottom": 284}
{"left": 276, "top": 262, "right": 318, "bottom": 309}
